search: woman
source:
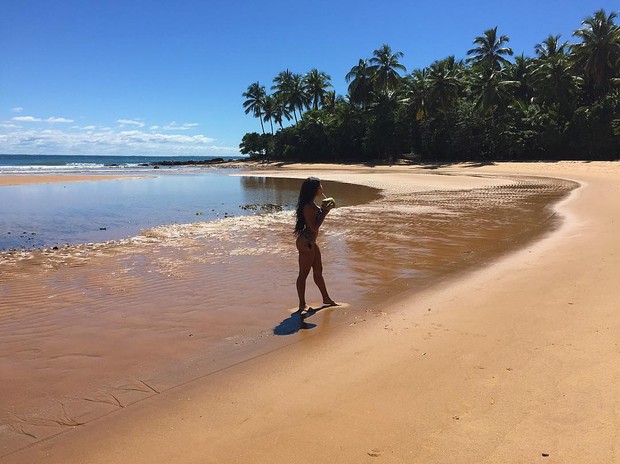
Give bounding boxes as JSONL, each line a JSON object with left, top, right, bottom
{"left": 294, "top": 177, "right": 337, "bottom": 312}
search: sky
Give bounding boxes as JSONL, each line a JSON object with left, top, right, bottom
{"left": 1, "top": 0, "right": 617, "bottom": 157}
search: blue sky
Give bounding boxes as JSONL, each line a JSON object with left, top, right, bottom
{"left": 1, "top": 0, "right": 617, "bottom": 156}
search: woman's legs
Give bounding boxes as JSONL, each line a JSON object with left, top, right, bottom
{"left": 296, "top": 238, "right": 314, "bottom": 311}
{"left": 297, "top": 240, "right": 337, "bottom": 310}
{"left": 311, "top": 244, "right": 336, "bottom": 305}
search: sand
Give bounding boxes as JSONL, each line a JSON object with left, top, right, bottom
{"left": 2, "top": 161, "right": 619, "bottom": 463}
{"left": 0, "top": 175, "right": 137, "bottom": 186}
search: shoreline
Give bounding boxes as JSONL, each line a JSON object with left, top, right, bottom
{"left": 2, "top": 161, "right": 619, "bottom": 463}
{"left": 0, "top": 174, "right": 141, "bottom": 186}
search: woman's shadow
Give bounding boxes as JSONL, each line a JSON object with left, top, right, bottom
{"left": 273, "top": 304, "right": 335, "bottom": 336}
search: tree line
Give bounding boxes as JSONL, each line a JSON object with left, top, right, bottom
{"left": 240, "top": 9, "right": 620, "bottom": 162}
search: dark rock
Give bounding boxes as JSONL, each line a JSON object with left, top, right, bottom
{"left": 149, "top": 158, "right": 227, "bottom": 167}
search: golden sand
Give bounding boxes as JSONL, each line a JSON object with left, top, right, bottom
{"left": 0, "top": 174, "right": 138, "bottom": 186}
{"left": 2, "top": 161, "right": 619, "bottom": 463}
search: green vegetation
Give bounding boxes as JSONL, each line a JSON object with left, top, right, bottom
{"left": 241, "top": 9, "right": 620, "bottom": 162}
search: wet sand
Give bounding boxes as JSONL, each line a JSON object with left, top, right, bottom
{"left": 0, "top": 175, "right": 136, "bottom": 186}
{"left": 2, "top": 162, "right": 619, "bottom": 463}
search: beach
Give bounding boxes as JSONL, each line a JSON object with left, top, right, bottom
{"left": 1, "top": 161, "right": 619, "bottom": 463}
{"left": 0, "top": 175, "right": 135, "bottom": 187}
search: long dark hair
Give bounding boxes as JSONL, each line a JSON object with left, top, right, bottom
{"left": 294, "top": 177, "right": 321, "bottom": 236}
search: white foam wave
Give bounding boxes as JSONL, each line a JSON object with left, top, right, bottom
{"left": 0, "top": 163, "right": 157, "bottom": 174}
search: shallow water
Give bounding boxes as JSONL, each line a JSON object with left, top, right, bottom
{"left": 0, "top": 172, "right": 577, "bottom": 456}
{"left": 0, "top": 172, "right": 380, "bottom": 250}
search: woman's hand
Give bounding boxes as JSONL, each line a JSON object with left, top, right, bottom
{"left": 321, "top": 197, "right": 336, "bottom": 211}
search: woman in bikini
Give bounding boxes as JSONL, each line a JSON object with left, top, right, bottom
{"left": 294, "top": 177, "right": 337, "bottom": 312}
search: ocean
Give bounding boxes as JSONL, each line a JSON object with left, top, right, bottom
{"left": 0, "top": 154, "right": 243, "bottom": 173}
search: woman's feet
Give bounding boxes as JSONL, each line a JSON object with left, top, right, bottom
{"left": 298, "top": 301, "right": 337, "bottom": 313}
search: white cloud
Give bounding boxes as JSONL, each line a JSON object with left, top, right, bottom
{"left": 0, "top": 125, "right": 238, "bottom": 156}
{"left": 159, "top": 121, "right": 200, "bottom": 131}
{"left": 117, "top": 119, "right": 145, "bottom": 127}
{"left": 12, "top": 115, "right": 74, "bottom": 123}
{"left": 0, "top": 114, "right": 238, "bottom": 156}
{"left": 12, "top": 116, "right": 41, "bottom": 122}
{"left": 11, "top": 107, "right": 24, "bottom": 113}
{"left": 0, "top": 122, "right": 21, "bottom": 129}
{"left": 46, "top": 117, "right": 74, "bottom": 123}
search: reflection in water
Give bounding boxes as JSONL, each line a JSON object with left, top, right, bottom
{"left": 0, "top": 173, "right": 380, "bottom": 250}
{"left": 239, "top": 176, "right": 381, "bottom": 210}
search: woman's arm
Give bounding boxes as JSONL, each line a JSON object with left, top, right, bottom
{"left": 303, "top": 203, "right": 330, "bottom": 234}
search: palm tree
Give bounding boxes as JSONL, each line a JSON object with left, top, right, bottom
{"left": 368, "top": 44, "right": 407, "bottom": 95}
{"left": 440, "top": 55, "right": 467, "bottom": 77}
{"left": 242, "top": 82, "right": 266, "bottom": 134}
{"left": 572, "top": 9, "right": 620, "bottom": 96}
{"left": 346, "top": 59, "right": 374, "bottom": 109}
{"left": 272, "top": 70, "right": 308, "bottom": 123}
{"left": 533, "top": 54, "right": 582, "bottom": 114}
{"left": 467, "top": 27, "right": 514, "bottom": 70}
{"left": 367, "top": 90, "right": 401, "bottom": 160}
{"left": 271, "top": 70, "right": 297, "bottom": 122}
{"left": 507, "top": 54, "right": 535, "bottom": 102}
{"left": 304, "top": 68, "right": 332, "bottom": 110}
{"left": 531, "top": 34, "right": 574, "bottom": 108}
{"left": 272, "top": 94, "right": 291, "bottom": 129}
{"left": 402, "top": 69, "right": 430, "bottom": 121}
{"left": 535, "top": 34, "right": 568, "bottom": 60}
{"left": 262, "top": 95, "right": 276, "bottom": 134}
{"left": 272, "top": 69, "right": 294, "bottom": 95}
{"left": 321, "top": 90, "right": 339, "bottom": 112}
{"left": 289, "top": 73, "right": 310, "bottom": 122}
{"left": 426, "top": 58, "right": 462, "bottom": 113}
{"left": 469, "top": 67, "right": 517, "bottom": 116}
